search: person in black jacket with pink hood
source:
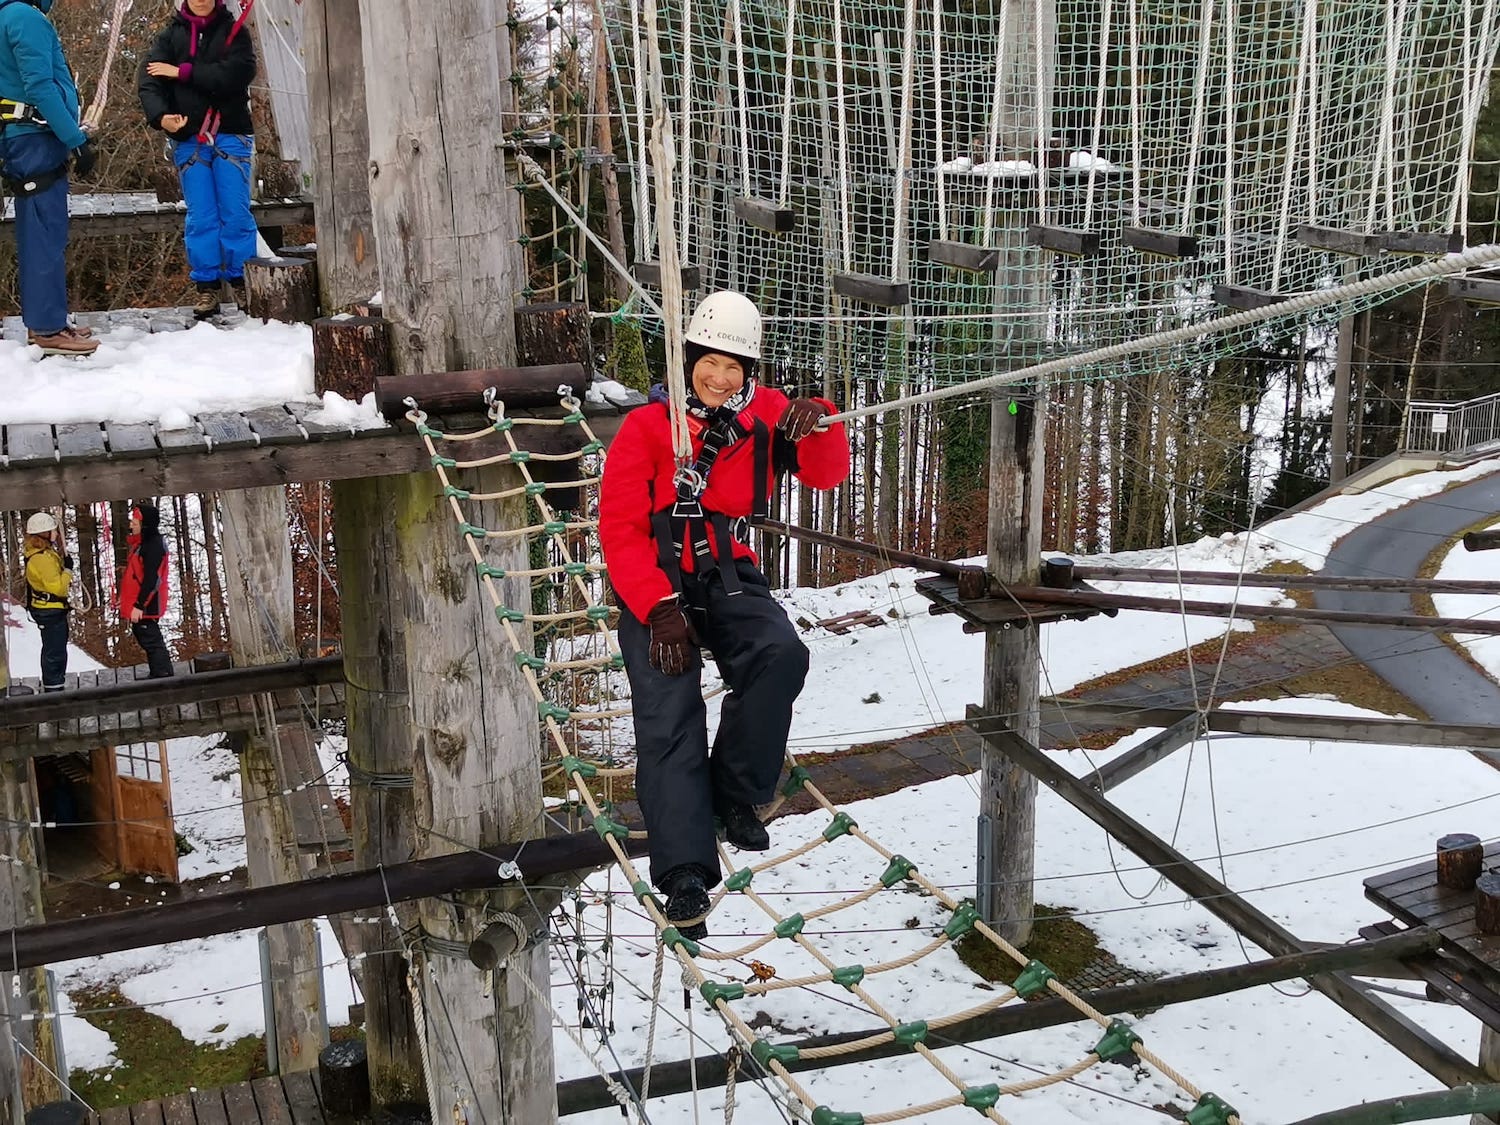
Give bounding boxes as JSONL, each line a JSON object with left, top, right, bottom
{"left": 118, "top": 503, "right": 173, "bottom": 679}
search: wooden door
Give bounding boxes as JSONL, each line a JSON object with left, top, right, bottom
{"left": 112, "top": 742, "right": 180, "bottom": 883}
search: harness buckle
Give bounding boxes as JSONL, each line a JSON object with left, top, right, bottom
{"left": 729, "top": 516, "right": 752, "bottom": 543}
{"left": 673, "top": 465, "right": 706, "bottom": 498}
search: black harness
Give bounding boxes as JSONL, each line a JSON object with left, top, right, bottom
{"left": 651, "top": 409, "right": 795, "bottom": 598}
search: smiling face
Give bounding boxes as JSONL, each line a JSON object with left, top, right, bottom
{"left": 186, "top": 0, "right": 217, "bottom": 16}
{"left": 129, "top": 513, "right": 142, "bottom": 536}
{"left": 690, "top": 352, "right": 747, "bottom": 410}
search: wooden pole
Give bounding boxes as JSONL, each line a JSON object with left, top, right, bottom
{"left": 976, "top": 0, "right": 1053, "bottom": 946}
{"left": 303, "top": 0, "right": 380, "bottom": 310}
{"left": 590, "top": 1, "right": 628, "bottom": 308}
{"left": 0, "top": 615, "right": 60, "bottom": 1120}
{"left": 218, "top": 488, "right": 328, "bottom": 1072}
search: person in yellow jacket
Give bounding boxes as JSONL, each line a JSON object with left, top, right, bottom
{"left": 23, "top": 511, "right": 72, "bottom": 691}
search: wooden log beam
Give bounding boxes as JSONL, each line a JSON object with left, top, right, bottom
{"left": 373, "top": 364, "right": 590, "bottom": 420}
{"left": 1282, "top": 1084, "right": 1500, "bottom": 1125}
{"left": 467, "top": 874, "right": 582, "bottom": 969}
{"left": 0, "top": 831, "right": 644, "bottom": 972}
{"left": 966, "top": 712, "right": 1487, "bottom": 1090}
{"left": 1040, "top": 700, "right": 1500, "bottom": 750}
{"left": 1085, "top": 713, "right": 1201, "bottom": 792}
{"left": 1465, "top": 530, "right": 1500, "bottom": 553}
{"left": 1070, "top": 564, "right": 1500, "bottom": 596}
{"left": 554, "top": 927, "right": 1444, "bottom": 1114}
{"left": 0, "top": 656, "right": 342, "bottom": 730}
{"left": 0, "top": 200, "right": 314, "bottom": 241}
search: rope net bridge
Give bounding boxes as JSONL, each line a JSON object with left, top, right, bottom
{"left": 402, "top": 395, "right": 1241, "bottom": 1125}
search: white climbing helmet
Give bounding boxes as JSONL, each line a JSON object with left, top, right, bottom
{"left": 25, "top": 513, "right": 56, "bottom": 536}
{"left": 684, "top": 290, "right": 762, "bottom": 361}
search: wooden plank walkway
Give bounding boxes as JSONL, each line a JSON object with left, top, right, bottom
{"left": 1365, "top": 841, "right": 1500, "bottom": 984}
{"left": 89, "top": 1073, "right": 333, "bottom": 1125}
{"left": 0, "top": 195, "right": 313, "bottom": 240}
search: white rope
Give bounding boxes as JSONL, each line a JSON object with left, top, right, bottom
{"left": 833, "top": 0, "right": 853, "bottom": 271}
{"left": 678, "top": 0, "right": 694, "bottom": 263}
{"left": 1126, "top": 0, "right": 1141, "bottom": 226}
{"left": 640, "top": 941, "right": 666, "bottom": 1102}
{"left": 1032, "top": 0, "right": 1047, "bottom": 220}
{"left": 1082, "top": 0, "right": 1112, "bottom": 229}
{"left": 1450, "top": 0, "right": 1500, "bottom": 233}
{"left": 84, "top": 0, "right": 134, "bottom": 131}
{"left": 1365, "top": 0, "right": 1408, "bottom": 229}
{"left": 731, "top": 0, "right": 752, "bottom": 197}
{"left": 1180, "top": 0, "right": 1214, "bottom": 235}
{"left": 776, "top": 0, "right": 798, "bottom": 206}
{"left": 684, "top": 965, "right": 701, "bottom": 1125}
{"left": 723, "top": 1046, "right": 738, "bottom": 1124}
{"left": 408, "top": 957, "right": 445, "bottom": 1125}
{"left": 979, "top": 1, "right": 1009, "bottom": 245}
{"left": 1270, "top": 0, "right": 1318, "bottom": 291}
{"left": 1304, "top": 0, "right": 1322, "bottom": 226}
{"left": 889, "top": 0, "right": 919, "bottom": 282}
{"left": 932, "top": 0, "right": 947, "bottom": 242}
{"left": 820, "top": 241, "right": 1500, "bottom": 425}
{"left": 629, "top": 0, "right": 651, "bottom": 255}
{"left": 1221, "top": 0, "right": 1237, "bottom": 283}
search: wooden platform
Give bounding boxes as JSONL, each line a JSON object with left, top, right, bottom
{"left": 1365, "top": 842, "right": 1500, "bottom": 981}
{"left": 91, "top": 1071, "right": 332, "bottom": 1125}
{"left": 0, "top": 193, "right": 313, "bottom": 240}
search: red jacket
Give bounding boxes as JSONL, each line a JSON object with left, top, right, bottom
{"left": 118, "top": 532, "right": 170, "bottom": 620}
{"left": 599, "top": 388, "right": 850, "bottom": 622}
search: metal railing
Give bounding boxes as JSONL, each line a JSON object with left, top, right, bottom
{"left": 1404, "top": 390, "right": 1500, "bottom": 455}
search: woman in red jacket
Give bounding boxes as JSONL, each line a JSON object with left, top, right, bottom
{"left": 118, "top": 503, "right": 174, "bottom": 679}
{"left": 599, "top": 291, "right": 850, "bottom": 939}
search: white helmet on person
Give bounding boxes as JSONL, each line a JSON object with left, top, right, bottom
{"left": 25, "top": 513, "right": 57, "bottom": 536}
{"left": 685, "top": 290, "right": 762, "bottom": 361}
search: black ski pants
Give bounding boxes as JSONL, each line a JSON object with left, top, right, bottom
{"left": 618, "top": 559, "right": 810, "bottom": 889}
{"left": 131, "top": 620, "right": 174, "bottom": 678}
{"left": 31, "top": 608, "right": 67, "bottom": 690}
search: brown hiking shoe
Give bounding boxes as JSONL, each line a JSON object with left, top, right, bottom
{"left": 27, "top": 324, "right": 92, "bottom": 346}
{"left": 192, "top": 282, "right": 221, "bottom": 320}
{"left": 30, "top": 327, "right": 99, "bottom": 356}
{"left": 224, "top": 277, "right": 247, "bottom": 309}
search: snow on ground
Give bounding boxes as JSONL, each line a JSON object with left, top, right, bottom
{"left": 1434, "top": 517, "right": 1500, "bottom": 682}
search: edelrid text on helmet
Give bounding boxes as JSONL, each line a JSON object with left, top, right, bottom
{"left": 25, "top": 512, "right": 56, "bottom": 536}
{"left": 685, "top": 291, "right": 762, "bottom": 361}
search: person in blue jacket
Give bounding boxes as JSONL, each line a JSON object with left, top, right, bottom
{"left": 0, "top": 0, "right": 99, "bottom": 356}
{"left": 139, "top": 0, "right": 257, "bottom": 320}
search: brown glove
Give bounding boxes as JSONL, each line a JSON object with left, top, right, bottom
{"left": 646, "top": 596, "right": 697, "bottom": 675}
{"left": 777, "top": 398, "right": 829, "bottom": 442}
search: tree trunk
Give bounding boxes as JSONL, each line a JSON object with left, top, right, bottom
{"left": 245, "top": 257, "right": 320, "bottom": 324}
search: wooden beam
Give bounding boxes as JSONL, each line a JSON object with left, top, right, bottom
{"left": 554, "top": 927, "right": 1444, "bottom": 1114}
{"left": 373, "top": 364, "right": 590, "bottom": 420}
{"left": 1069, "top": 564, "right": 1500, "bottom": 596}
{"left": 1213, "top": 284, "right": 1289, "bottom": 311}
{"left": 732, "top": 197, "right": 796, "bottom": 234}
{"left": 1295, "top": 225, "right": 1383, "bottom": 257}
{"left": 925, "top": 239, "right": 1001, "bottom": 272}
{"left": 1121, "top": 226, "right": 1199, "bottom": 259}
{"left": 1040, "top": 700, "right": 1500, "bottom": 751}
{"left": 0, "top": 829, "right": 645, "bottom": 972}
{"left": 0, "top": 201, "right": 314, "bottom": 242}
{"left": 1086, "top": 713, "right": 1201, "bottom": 792}
{"left": 966, "top": 712, "right": 1487, "bottom": 1089}
{"left": 831, "top": 272, "right": 910, "bottom": 307}
{"left": 1026, "top": 224, "right": 1100, "bottom": 256}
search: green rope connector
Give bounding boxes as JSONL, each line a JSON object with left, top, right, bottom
{"left": 538, "top": 700, "right": 570, "bottom": 723}
{"left": 774, "top": 914, "right": 805, "bottom": 940}
{"left": 1092, "top": 1019, "right": 1141, "bottom": 1063}
{"left": 1185, "top": 1093, "right": 1238, "bottom": 1125}
{"left": 699, "top": 981, "right": 745, "bottom": 1006}
{"left": 513, "top": 651, "right": 545, "bottom": 672}
{"left": 491, "top": 417, "right": 514, "bottom": 432}
{"left": 543, "top": 520, "right": 568, "bottom": 535}
{"left": 508, "top": 450, "right": 531, "bottom": 464}
{"left": 660, "top": 927, "right": 699, "bottom": 958}
{"left": 431, "top": 455, "right": 457, "bottom": 469}
{"left": 580, "top": 439, "right": 605, "bottom": 454}
{"left": 591, "top": 815, "right": 628, "bottom": 842}
{"left": 417, "top": 423, "right": 446, "bottom": 440}
{"left": 631, "top": 880, "right": 661, "bottom": 910}
{"left": 608, "top": 653, "right": 625, "bottom": 671}
{"left": 962, "top": 1085, "right": 1000, "bottom": 1113}
{"left": 525, "top": 481, "right": 548, "bottom": 496}
{"left": 558, "top": 756, "right": 597, "bottom": 779}
{"left": 822, "top": 812, "right": 856, "bottom": 841}
{"left": 781, "top": 765, "right": 812, "bottom": 796}
{"left": 477, "top": 563, "right": 507, "bottom": 580}
{"left": 494, "top": 606, "right": 526, "bottom": 623}
{"left": 1012, "top": 959, "right": 1056, "bottom": 999}
{"left": 723, "top": 867, "right": 753, "bottom": 892}
{"left": 508, "top": 70, "right": 524, "bottom": 86}
{"left": 750, "top": 1039, "right": 800, "bottom": 1068}
{"left": 810, "top": 1109, "right": 864, "bottom": 1125}
{"left": 879, "top": 855, "right": 917, "bottom": 888}
{"left": 586, "top": 605, "right": 612, "bottom": 622}
{"left": 563, "top": 561, "right": 590, "bottom": 577}
{"left": 563, "top": 410, "right": 585, "bottom": 424}
{"left": 830, "top": 964, "right": 865, "bottom": 989}
{"left": 459, "top": 523, "right": 487, "bottom": 539}
{"left": 442, "top": 484, "right": 469, "bottom": 500}
{"left": 944, "top": 901, "right": 981, "bottom": 941}
{"left": 893, "top": 1020, "right": 927, "bottom": 1047}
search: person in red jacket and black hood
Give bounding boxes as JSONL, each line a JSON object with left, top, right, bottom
{"left": 599, "top": 291, "right": 850, "bottom": 940}
{"left": 118, "top": 502, "right": 174, "bottom": 679}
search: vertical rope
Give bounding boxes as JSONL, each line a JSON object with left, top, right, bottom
{"left": 1271, "top": 0, "right": 1318, "bottom": 291}
{"left": 629, "top": 0, "right": 651, "bottom": 255}
{"left": 83, "top": 0, "right": 134, "bottom": 130}
{"left": 833, "top": 0, "right": 853, "bottom": 270}
{"left": 1032, "top": 0, "right": 1047, "bottom": 219}
{"left": 776, "top": 0, "right": 798, "bottom": 206}
{"left": 678, "top": 0, "right": 694, "bottom": 262}
{"left": 731, "top": 0, "right": 753, "bottom": 197}
{"left": 1181, "top": 0, "right": 1214, "bottom": 235}
{"left": 1082, "top": 0, "right": 1112, "bottom": 229}
{"left": 1305, "top": 0, "right": 1321, "bottom": 226}
{"left": 979, "top": 0, "right": 1010, "bottom": 244}
{"left": 1221, "top": 0, "right": 1237, "bottom": 283}
{"left": 932, "top": 0, "right": 948, "bottom": 242}
{"left": 890, "top": 0, "right": 919, "bottom": 281}
{"left": 1126, "top": 0, "right": 1141, "bottom": 225}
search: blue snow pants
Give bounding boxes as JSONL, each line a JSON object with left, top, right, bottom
{"left": 0, "top": 130, "right": 71, "bottom": 334}
{"left": 173, "top": 134, "right": 257, "bottom": 284}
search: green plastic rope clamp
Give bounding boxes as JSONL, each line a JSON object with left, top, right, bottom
{"left": 1185, "top": 1094, "right": 1238, "bottom": 1125}
{"left": 1012, "top": 960, "right": 1056, "bottom": 999}
{"left": 563, "top": 409, "right": 585, "bottom": 424}
{"left": 631, "top": 880, "right": 653, "bottom": 903}
{"left": 830, "top": 964, "right": 865, "bottom": 989}
{"left": 524, "top": 481, "right": 548, "bottom": 496}
{"left": 542, "top": 520, "right": 567, "bottom": 535}
{"left": 810, "top": 1109, "right": 864, "bottom": 1125}
{"left": 459, "top": 523, "right": 487, "bottom": 539}
{"left": 513, "top": 652, "right": 545, "bottom": 671}
{"left": 586, "top": 605, "right": 613, "bottom": 622}
{"left": 699, "top": 981, "right": 745, "bottom": 1006}
{"left": 441, "top": 484, "right": 468, "bottom": 499}
{"left": 431, "top": 455, "right": 457, "bottom": 469}
{"left": 418, "top": 424, "right": 446, "bottom": 440}
{"left": 893, "top": 1020, "right": 927, "bottom": 1047}
{"left": 751, "top": 1039, "right": 800, "bottom": 1068}
{"left": 592, "top": 815, "right": 628, "bottom": 842}
{"left": 660, "top": 927, "right": 700, "bottom": 958}
{"left": 880, "top": 855, "right": 917, "bottom": 887}
{"left": 962, "top": 1085, "right": 1001, "bottom": 1113}
{"left": 822, "top": 812, "right": 857, "bottom": 841}
{"left": 1093, "top": 1019, "right": 1141, "bottom": 1063}
{"left": 580, "top": 440, "right": 605, "bottom": 455}
{"left": 774, "top": 914, "right": 806, "bottom": 940}
{"left": 723, "top": 867, "right": 753, "bottom": 892}
{"left": 508, "top": 450, "right": 531, "bottom": 463}
{"left": 781, "top": 765, "right": 812, "bottom": 796}
{"left": 559, "top": 756, "right": 597, "bottom": 779}
{"left": 608, "top": 653, "right": 626, "bottom": 671}
{"left": 563, "top": 561, "right": 590, "bottom": 577}
{"left": 491, "top": 417, "right": 514, "bottom": 432}
{"left": 538, "top": 701, "right": 571, "bottom": 723}
{"left": 944, "top": 901, "right": 981, "bottom": 941}
{"left": 494, "top": 606, "right": 526, "bottom": 623}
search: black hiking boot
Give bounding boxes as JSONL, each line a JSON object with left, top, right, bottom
{"left": 662, "top": 868, "right": 711, "bottom": 941}
{"left": 722, "top": 803, "right": 770, "bottom": 852}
